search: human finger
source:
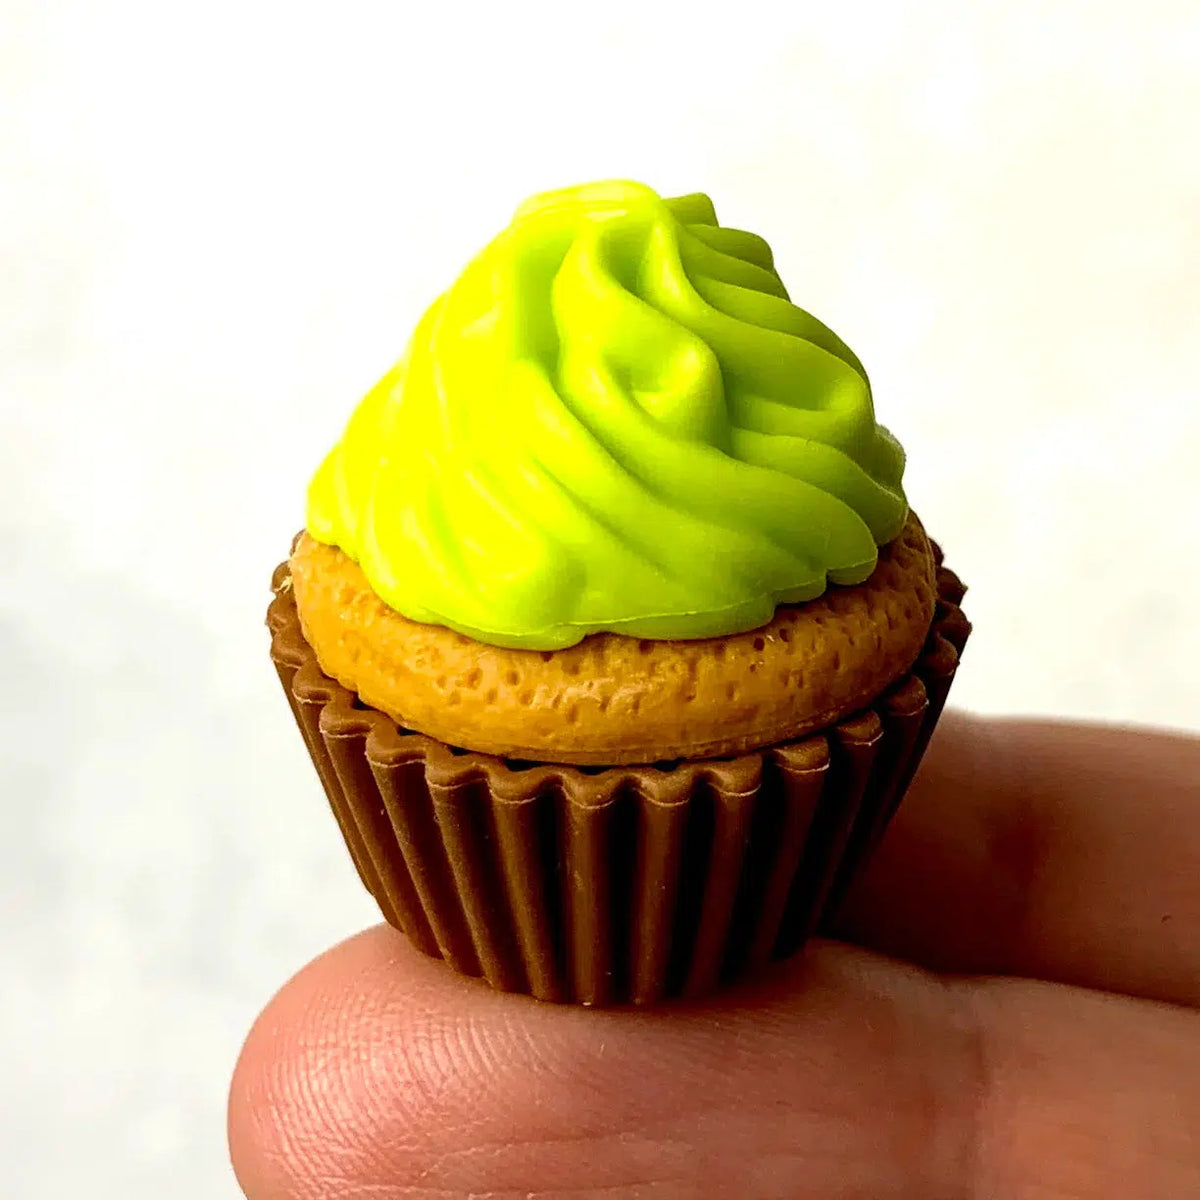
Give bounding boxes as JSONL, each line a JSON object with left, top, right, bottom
{"left": 833, "top": 713, "right": 1200, "bottom": 1006}
{"left": 229, "top": 924, "right": 1200, "bottom": 1199}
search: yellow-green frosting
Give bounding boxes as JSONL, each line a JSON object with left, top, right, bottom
{"left": 307, "top": 180, "right": 908, "bottom": 650}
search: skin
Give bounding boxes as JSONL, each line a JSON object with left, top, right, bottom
{"left": 228, "top": 714, "right": 1200, "bottom": 1198}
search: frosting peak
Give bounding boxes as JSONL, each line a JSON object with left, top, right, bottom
{"left": 307, "top": 180, "right": 907, "bottom": 649}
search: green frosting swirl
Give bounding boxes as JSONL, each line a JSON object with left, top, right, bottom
{"left": 307, "top": 180, "right": 907, "bottom": 649}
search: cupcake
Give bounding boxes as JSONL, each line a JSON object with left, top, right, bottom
{"left": 268, "top": 180, "right": 969, "bottom": 1005}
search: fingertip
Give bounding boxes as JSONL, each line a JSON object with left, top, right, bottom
{"left": 227, "top": 930, "right": 974, "bottom": 1199}
{"left": 229, "top": 925, "right": 571, "bottom": 1198}
{"left": 228, "top": 925, "right": 426, "bottom": 1198}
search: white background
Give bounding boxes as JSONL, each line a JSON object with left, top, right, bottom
{"left": 3, "top": 1, "right": 1198, "bottom": 1195}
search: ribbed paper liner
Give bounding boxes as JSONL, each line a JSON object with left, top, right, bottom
{"left": 268, "top": 551, "right": 969, "bottom": 1005}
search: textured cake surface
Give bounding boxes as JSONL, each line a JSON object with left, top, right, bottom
{"left": 289, "top": 514, "right": 937, "bottom": 765}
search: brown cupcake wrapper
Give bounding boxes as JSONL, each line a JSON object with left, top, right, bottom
{"left": 267, "top": 552, "right": 970, "bottom": 1006}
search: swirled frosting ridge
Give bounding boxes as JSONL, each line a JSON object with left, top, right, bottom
{"left": 307, "top": 180, "right": 907, "bottom": 649}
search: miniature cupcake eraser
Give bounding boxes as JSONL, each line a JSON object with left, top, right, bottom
{"left": 268, "top": 180, "right": 970, "bottom": 1004}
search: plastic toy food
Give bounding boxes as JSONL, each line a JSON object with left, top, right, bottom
{"left": 268, "top": 180, "right": 970, "bottom": 1005}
